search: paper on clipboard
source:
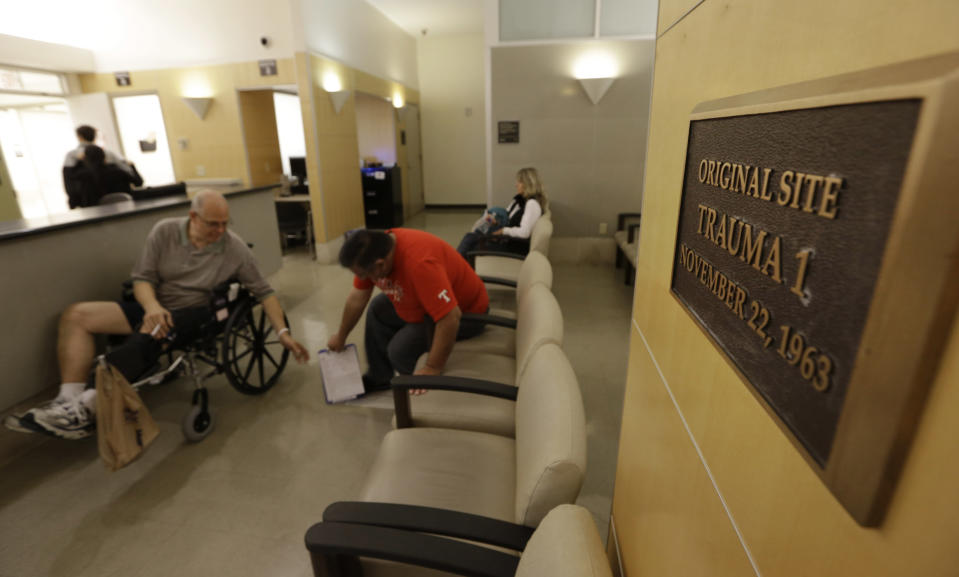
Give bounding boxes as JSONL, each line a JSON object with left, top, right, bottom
{"left": 317, "top": 344, "right": 365, "bottom": 403}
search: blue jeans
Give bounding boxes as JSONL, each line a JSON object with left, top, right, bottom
{"left": 363, "top": 293, "right": 487, "bottom": 385}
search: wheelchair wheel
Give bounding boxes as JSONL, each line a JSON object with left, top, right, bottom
{"left": 182, "top": 404, "right": 215, "bottom": 442}
{"left": 222, "top": 298, "right": 290, "bottom": 395}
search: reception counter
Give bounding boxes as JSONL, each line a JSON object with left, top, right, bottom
{"left": 0, "top": 185, "right": 283, "bottom": 412}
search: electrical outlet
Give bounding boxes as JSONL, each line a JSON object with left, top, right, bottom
{"left": 599, "top": 222, "right": 608, "bottom": 235}
{"left": 196, "top": 165, "right": 206, "bottom": 176}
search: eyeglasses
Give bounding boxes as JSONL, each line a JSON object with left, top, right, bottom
{"left": 197, "top": 216, "right": 230, "bottom": 229}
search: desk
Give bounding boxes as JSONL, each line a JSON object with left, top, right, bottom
{"left": 274, "top": 194, "right": 315, "bottom": 260}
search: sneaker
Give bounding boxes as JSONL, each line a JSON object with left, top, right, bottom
{"left": 3, "top": 396, "right": 71, "bottom": 435}
{"left": 3, "top": 411, "right": 48, "bottom": 434}
{"left": 31, "top": 398, "right": 95, "bottom": 440}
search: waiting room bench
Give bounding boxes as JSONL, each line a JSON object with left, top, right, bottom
{"left": 614, "top": 212, "right": 641, "bottom": 285}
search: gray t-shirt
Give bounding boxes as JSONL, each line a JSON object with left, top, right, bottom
{"left": 131, "top": 217, "right": 274, "bottom": 310}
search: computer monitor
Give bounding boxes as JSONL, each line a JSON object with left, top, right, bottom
{"left": 289, "top": 156, "right": 307, "bottom": 184}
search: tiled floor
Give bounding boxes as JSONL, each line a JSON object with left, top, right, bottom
{"left": 0, "top": 210, "right": 632, "bottom": 577}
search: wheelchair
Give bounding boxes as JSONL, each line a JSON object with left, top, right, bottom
{"left": 105, "top": 279, "right": 291, "bottom": 442}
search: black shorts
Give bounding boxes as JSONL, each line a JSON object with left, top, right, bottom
{"left": 116, "top": 301, "right": 214, "bottom": 348}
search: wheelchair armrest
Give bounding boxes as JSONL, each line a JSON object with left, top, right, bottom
{"left": 323, "top": 502, "right": 534, "bottom": 552}
{"left": 391, "top": 375, "right": 518, "bottom": 429}
{"left": 467, "top": 249, "right": 525, "bottom": 261}
{"left": 305, "top": 521, "right": 520, "bottom": 577}
{"left": 479, "top": 275, "right": 518, "bottom": 288}
{"left": 462, "top": 312, "right": 516, "bottom": 329}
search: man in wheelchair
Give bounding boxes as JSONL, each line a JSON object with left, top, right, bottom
{"left": 8, "top": 191, "right": 309, "bottom": 439}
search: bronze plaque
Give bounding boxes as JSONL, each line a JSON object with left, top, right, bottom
{"left": 669, "top": 53, "right": 959, "bottom": 526}
{"left": 672, "top": 101, "right": 920, "bottom": 466}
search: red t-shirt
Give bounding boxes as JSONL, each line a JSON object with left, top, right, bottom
{"left": 353, "top": 229, "right": 489, "bottom": 323}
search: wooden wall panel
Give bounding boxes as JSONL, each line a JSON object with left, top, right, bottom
{"left": 614, "top": 0, "right": 959, "bottom": 575}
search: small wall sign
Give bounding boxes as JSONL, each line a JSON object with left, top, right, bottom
{"left": 114, "top": 72, "right": 131, "bottom": 87}
{"left": 498, "top": 121, "right": 519, "bottom": 144}
{"left": 258, "top": 59, "right": 278, "bottom": 77}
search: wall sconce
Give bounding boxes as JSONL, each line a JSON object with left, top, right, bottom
{"left": 182, "top": 97, "right": 213, "bottom": 120}
{"left": 328, "top": 90, "right": 350, "bottom": 114}
{"left": 322, "top": 71, "right": 350, "bottom": 114}
{"left": 392, "top": 92, "right": 405, "bottom": 109}
{"left": 577, "top": 77, "right": 615, "bottom": 105}
{"left": 573, "top": 52, "right": 618, "bottom": 105}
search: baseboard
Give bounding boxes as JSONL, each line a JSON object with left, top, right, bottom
{"left": 424, "top": 204, "right": 486, "bottom": 210}
{"left": 313, "top": 234, "right": 345, "bottom": 265}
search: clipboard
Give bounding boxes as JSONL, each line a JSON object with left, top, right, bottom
{"left": 317, "top": 344, "right": 365, "bottom": 403}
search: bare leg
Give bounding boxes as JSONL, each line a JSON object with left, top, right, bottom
{"left": 58, "top": 302, "right": 133, "bottom": 384}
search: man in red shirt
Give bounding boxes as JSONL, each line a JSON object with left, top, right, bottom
{"left": 327, "top": 229, "right": 489, "bottom": 393}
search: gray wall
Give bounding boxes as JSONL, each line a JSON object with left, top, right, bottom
{"left": 0, "top": 189, "right": 280, "bottom": 411}
{"left": 491, "top": 39, "right": 654, "bottom": 237}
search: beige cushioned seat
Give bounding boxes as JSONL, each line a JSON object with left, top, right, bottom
{"left": 465, "top": 252, "right": 554, "bottom": 360}
{"left": 305, "top": 504, "right": 612, "bottom": 577}
{"left": 365, "top": 343, "right": 586, "bottom": 528}
{"left": 407, "top": 284, "right": 564, "bottom": 437}
{"left": 476, "top": 217, "right": 552, "bottom": 282}
{"left": 514, "top": 505, "right": 613, "bottom": 577}
{"left": 361, "top": 427, "right": 516, "bottom": 522}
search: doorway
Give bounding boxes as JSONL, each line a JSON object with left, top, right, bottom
{"left": 0, "top": 95, "right": 74, "bottom": 218}
{"left": 112, "top": 93, "right": 176, "bottom": 186}
{"left": 399, "top": 103, "right": 424, "bottom": 217}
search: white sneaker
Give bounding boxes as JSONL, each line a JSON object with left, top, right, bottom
{"left": 31, "top": 398, "right": 95, "bottom": 440}
{"left": 3, "top": 396, "right": 72, "bottom": 435}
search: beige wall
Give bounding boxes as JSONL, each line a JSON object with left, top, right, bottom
{"left": 0, "top": 145, "right": 20, "bottom": 222}
{"left": 612, "top": 1, "right": 959, "bottom": 576}
{"left": 417, "top": 34, "right": 487, "bottom": 205}
{"left": 238, "top": 90, "right": 283, "bottom": 187}
{"left": 490, "top": 39, "right": 654, "bottom": 237}
{"left": 301, "top": 52, "right": 420, "bottom": 242}
{"left": 79, "top": 59, "right": 296, "bottom": 186}
{"left": 356, "top": 91, "right": 397, "bottom": 166}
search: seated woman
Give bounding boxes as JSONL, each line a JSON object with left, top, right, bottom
{"left": 63, "top": 144, "right": 143, "bottom": 208}
{"left": 456, "top": 167, "right": 548, "bottom": 264}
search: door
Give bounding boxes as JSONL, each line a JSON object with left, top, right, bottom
{"left": 400, "top": 103, "right": 424, "bottom": 216}
{"left": 112, "top": 94, "right": 176, "bottom": 186}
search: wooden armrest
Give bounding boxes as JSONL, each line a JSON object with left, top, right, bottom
{"left": 468, "top": 250, "right": 525, "bottom": 261}
{"left": 617, "top": 212, "right": 642, "bottom": 230}
{"left": 479, "top": 275, "right": 518, "bottom": 288}
{"left": 323, "top": 502, "right": 533, "bottom": 552}
{"left": 462, "top": 312, "right": 517, "bottom": 329}
{"left": 305, "top": 522, "right": 520, "bottom": 577}
{"left": 391, "top": 375, "right": 518, "bottom": 429}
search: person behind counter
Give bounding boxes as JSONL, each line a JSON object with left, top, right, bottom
{"left": 63, "top": 144, "right": 143, "bottom": 208}
{"left": 63, "top": 125, "right": 133, "bottom": 175}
